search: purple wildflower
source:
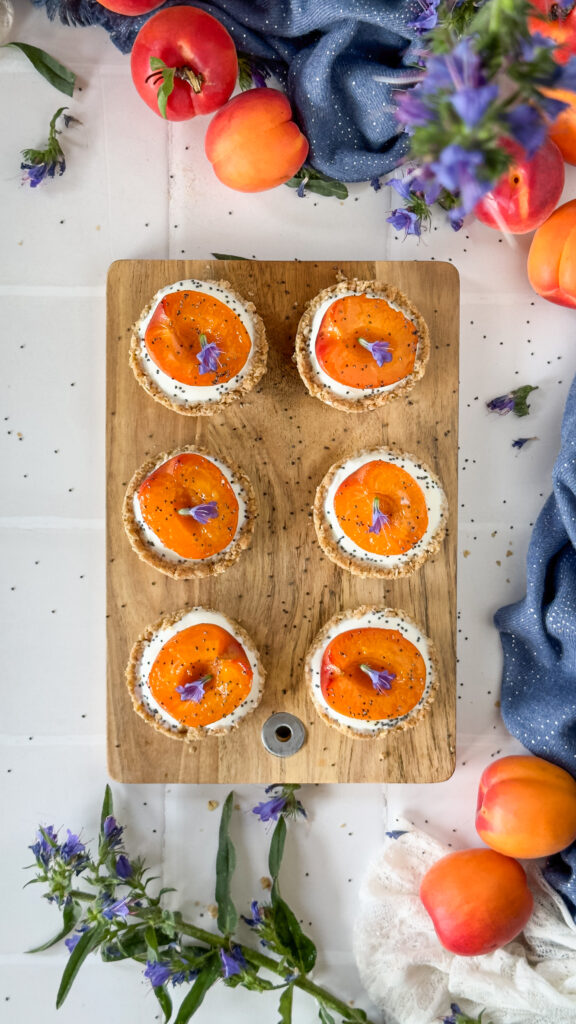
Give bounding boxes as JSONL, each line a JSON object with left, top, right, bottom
{"left": 60, "top": 830, "right": 86, "bottom": 863}
{"left": 394, "top": 87, "right": 434, "bottom": 127}
{"left": 369, "top": 497, "right": 391, "bottom": 534}
{"left": 430, "top": 144, "right": 488, "bottom": 215}
{"left": 220, "top": 946, "right": 247, "bottom": 978}
{"left": 387, "top": 176, "right": 414, "bottom": 201}
{"left": 177, "top": 501, "right": 218, "bottom": 523}
{"left": 442, "top": 1005, "right": 463, "bottom": 1024}
{"left": 176, "top": 674, "right": 211, "bottom": 704}
{"left": 115, "top": 854, "right": 133, "bottom": 880}
{"left": 537, "top": 90, "right": 570, "bottom": 120}
{"left": 145, "top": 960, "right": 173, "bottom": 988}
{"left": 448, "top": 208, "right": 464, "bottom": 231}
{"left": 102, "top": 896, "right": 130, "bottom": 920}
{"left": 30, "top": 825, "right": 58, "bottom": 868}
{"left": 64, "top": 924, "right": 89, "bottom": 954}
{"left": 450, "top": 83, "right": 498, "bottom": 127}
{"left": 387, "top": 208, "right": 422, "bottom": 237}
{"left": 252, "top": 794, "right": 288, "bottom": 822}
{"left": 196, "top": 333, "right": 222, "bottom": 375}
{"left": 242, "top": 900, "right": 265, "bottom": 927}
{"left": 171, "top": 968, "right": 198, "bottom": 986}
{"left": 102, "top": 815, "right": 123, "bottom": 849}
{"left": 505, "top": 105, "right": 547, "bottom": 157}
{"left": 486, "top": 392, "right": 515, "bottom": 415}
{"left": 358, "top": 337, "right": 393, "bottom": 366}
{"left": 408, "top": 0, "right": 440, "bottom": 32}
{"left": 370, "top": 176, "right": 382, "bottom": 191}
{"left": 360, "top": 663, "right": 396, "bottom": 693}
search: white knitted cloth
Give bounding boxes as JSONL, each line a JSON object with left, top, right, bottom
{"left": 353, "top": 826, "right": 576, "bottom": 1024}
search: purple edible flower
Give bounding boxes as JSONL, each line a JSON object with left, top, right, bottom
{"left": 360, "top": 663, "right": 396, "bottom": 693}
{"left": 358, "top": 337, "right": 393, "bottom": 366}
{"left": 30, "top": 825, "right": 59, "bottom": 868}
{"left": 64, "top": 924, "right": 89, "bottom": 954}
{"left": 171, "top": 968, "right": 198, "bottom": 986}
{"left": 408, "top": 0, "right": 440, "bottom": 33}
{"left": 102, "top": 815, "right": 123, "bottom": 849}
{"left": 430, "top": 144, "right": 488, "bottom": 215}
{"left": 102, "top": 895, "right": 130, "bottom": 920}
{"left": 220, "top": 946, "right": 247, "bottom": 978}
{"left": 145, "top": 960, "right": 173, "bottom": 988}
{"left": 177, "top": 501, "right": 218, "bottom": 523}
{"left": 505, "top": 105, "right": 547, "bottom": 157}
{"left": 196, "top": 333, "right": 222, "bottom": 375}
{"left": 369, "top": 497, "right": 391, "bottom": 534}
{"left": 252, "top": 794, "right": 288, "bottom": 822}
{"left": 21, "top": 159, "right": 66, "bottom": 187}
{"left": 394, "top": 87, "right": 434, "bottom": 127}
{"left": 486, "top": 392, "right": 515, "bottom": 415}
{"left": 115, "top": 854, "right": 133, "bottom": 880}
{"left": 370, "top": 176, "right": 382, "bottom": 191}
{"left": 441, "top": 1005, "right": 463, "bottom": 1024}
{"left": 512, "top": 436, "right": 538, "bottom": 449}
{"left": 242, "top": 900, "right": 265, "bottom": 927}
{"left": 387, "top": 208, "right": 422, "bottom": 237}
{"left": 60, "top": 830, "right": 86, "bottom": 863}
{"left": 176, "top": 674, "right": 211, "bottom": 704}
{"left": 387, "top": 176, "right": 414, "bottom": 201}
{"left": 450, "top": 83, "right": 498, "bottom": 127}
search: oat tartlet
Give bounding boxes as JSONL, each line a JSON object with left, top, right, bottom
{"left": 129, "top": 278, "right": 267, "bottom": 415}
{"left": 305, "top": 605, "right": 438, "bottom": 738}
{"left": 294, "top": 278, "right": 429, "bottom": 412}
{"left": 126, "top": 606, "right": 264, "bottom": 741}
{"left": 313, "top": 446, "right": 447, "bottom": 578}
{"left": 122, "top": 445, "right": 256, "bottom": 579}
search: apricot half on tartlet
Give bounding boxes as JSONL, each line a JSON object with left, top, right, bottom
{"left": 294, "top": 278, "right": 429, "bottom": 412}
{"left": 126, "top": 607, "right": 264, "bottom": 741}
{"left": 306, "top": 606, "right": 438, "bottom": 738}
{"left": 314, "top": 446, "right": 447, "bottom": 578}
{"left": 129, "top": 278, "right": 267, "bottom": 415}
{"left": 122, "top": 446, "right": 256, "bottom": 579}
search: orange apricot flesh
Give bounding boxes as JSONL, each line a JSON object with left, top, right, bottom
{"left": 333, "top": 459, "right": 428, "bottom": 555}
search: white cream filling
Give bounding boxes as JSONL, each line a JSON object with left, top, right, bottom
{"left": 323, "top": 448, "right": 445, "bottom": 568}
{"left": 133, "top": 450, "right": 249, "bottom": 564}
{"left": 309, "top": 609, "right": 434, "bottom": 734}
{"left": 135, "top": 607, "right": 263, "bottom": 734}
{"left": 134, "top": 279, "right": 256, "bottom": 406}
{"left": 307, "top": 288, "right": 419, "bottom": 400}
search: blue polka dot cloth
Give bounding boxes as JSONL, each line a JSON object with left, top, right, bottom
{"left": 33, "top": 0, "right": 422, "bottom": 181}
{"left": 495, "top": 370, "right": 576, "bottom": 918}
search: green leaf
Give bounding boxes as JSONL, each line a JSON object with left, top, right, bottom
{"left": 153, "top": 984, "right": 173, "bottom": 1022}
{"left": 269, "top": 816, "right": 287, "bottom": 881}
{"left": 4, "top": 42, "right": 75, "bottom": 96}
{"left": 278, "top": 984, "right": 294, "bottom": 1023}
{"left": 318, "top": 1005, "right": 336, "bottom": 1024}
{"left": 149, "top": 56, "right": 175, "bottom": 119}
{"left": 215, "top": 792, "right": 238, "bottom": 935}
{"left": 342, "top": 1009, "right": 368, "bottom": 1023}
{"left": 270, "top": 894, "right": 316, "bottom": 973}
{"left": 285, "top": 166, "right": 348, "bottom": 200}
{"left": 115, "top": 927, "right": 150, "bottom": 960}
{"left": 173, "top": 961, "right": 220, "bottom": 1024}
{"left": 100, "top": 784, "right": 114, "bottom": 832}
{"left": 56, "top": 924, "right": 106, "bottom": 1008}
{"left": 211, "top": 253, "right": 250, "bottom": 260}
{"left": 512, "top": 384, "right": 538, "bottom": 417}
{"left": 27, "top": 900, "right": 81, "bottom": 953}
{"left": 145, "top": 925, "right": 159, "bottom": 957}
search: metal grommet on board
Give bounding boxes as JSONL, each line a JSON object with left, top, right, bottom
{"left": 261, "top": 712, "right": 306, "bottom": 757}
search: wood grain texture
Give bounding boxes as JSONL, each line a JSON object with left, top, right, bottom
{"left": 106, "top": 260, "right": 459, "bottom": 783}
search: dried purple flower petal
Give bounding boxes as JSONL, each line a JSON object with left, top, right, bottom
{"left": 360, "top": 663, "right": 396, "bottom": 693}
{"left": 176, "top": 674, "right": 211, "bottom": 704}
{"left": 512, "top": 436, "right": 538, "bottom": 449}
{"left": 177, "top": 501, "right": 218, "bottom": 522}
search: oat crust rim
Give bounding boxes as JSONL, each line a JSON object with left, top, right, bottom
{"left": 294, "top": 278, "right": 430, "bottom": 413}
{"left": 126, "top": 606, "right": 265, "bottom": 742}
{"left": 305, "top": 604, "right": 440, "bottom": 739}
{"left": 129, "top": 278, "right": 268, "bottom": 416}
{"left": 313, "top": 444, "right": 448, "bottom": 579}
{"left": 122, "top": 444, "right": 257, "bottom": 580}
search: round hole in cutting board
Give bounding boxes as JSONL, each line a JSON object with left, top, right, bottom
{"left": 261, "top": 712, "right": 306, "bottom": 757}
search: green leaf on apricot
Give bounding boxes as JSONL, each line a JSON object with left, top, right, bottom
{"left": 149, "top": 57, "right": 175, "bottom": 120}
{"left": 285, "top": 165, "right": 349, "bottom": 200}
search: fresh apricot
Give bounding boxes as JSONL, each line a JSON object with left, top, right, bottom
{"left": 527, "top": 199, "right": 576, "bottom": 308}
{"left": 204, "top": 88, "right": 309, "bottom": 192}
{"left": 541, "top": 87, "right": 576, "bottom": 164}
{"left": 476, "top": 754, "right": 576, "bottom": 858}
{"left": 420, "top": 848, "right": 533, "bottom": 956}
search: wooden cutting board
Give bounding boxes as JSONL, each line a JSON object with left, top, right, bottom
{"left": 106, "top": 260, "right": 459, "bottom": 783}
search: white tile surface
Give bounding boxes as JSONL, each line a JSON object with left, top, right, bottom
{"left": 3, "top": 4, "right": 576, "bottom": 1022}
